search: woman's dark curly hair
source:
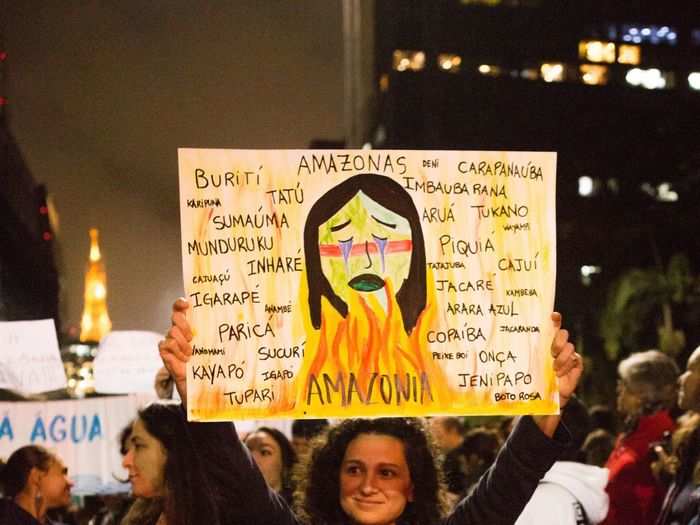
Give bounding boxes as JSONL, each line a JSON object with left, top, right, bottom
{"left": 294, "top": 418, "right": 447, "bottom": 525}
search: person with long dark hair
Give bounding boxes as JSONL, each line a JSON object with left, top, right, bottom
{"left": 158, "top": 298, "right": 583, "bottom": 525}
{"left": 244, "top": 426, "right": 297, "bottom": 504}
{"left": 0, "top": 445, "right": 73, "bottom": 524}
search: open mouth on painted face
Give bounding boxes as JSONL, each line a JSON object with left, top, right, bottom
{"left": 348, "top": 274, "right": 385, "bottom": 292}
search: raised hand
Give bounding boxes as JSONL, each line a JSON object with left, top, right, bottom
{"left": 158, "top": 298, "right": 193, "bottom": 403}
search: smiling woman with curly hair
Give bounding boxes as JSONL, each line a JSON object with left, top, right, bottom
{"left": 157, "top": 299, "right": 584, "bottom": 525}
{"left": 294, "top": 418, "right": 447, "bottom": 525}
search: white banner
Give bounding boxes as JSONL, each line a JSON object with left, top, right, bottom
{"left": 93, "top": 331, "right": 164, "bottom": 394}
{"left": 0, "top": 395, "right": 154, "bottom": 494}
{"left": 0, "top": 319, "right": 67, "bottom": 394}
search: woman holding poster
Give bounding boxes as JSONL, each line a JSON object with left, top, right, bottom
{"left": 157, "top": 298, "right": 583, "bottom": 525}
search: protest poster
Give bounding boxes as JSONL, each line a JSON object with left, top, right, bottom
{"left": 178, "top": 149, "right": 557, "bottom": 421}
{"left": 0, "top": 395, "right": 153, "bottom": 494}
{"left": 0, "top": 319, "right": 67, "bottom": 394}
{"left": 93, "top": 331, "right": 164, "bottom": 394}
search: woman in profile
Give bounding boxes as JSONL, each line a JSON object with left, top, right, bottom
{"left": 0, "top": 445, "right": 73, "bottom": 525}
{"left": 157, "top": 298, "right": 583, "bottom": 525}
{"left": 119, "top": 402, "right": 225, "bottom": 525}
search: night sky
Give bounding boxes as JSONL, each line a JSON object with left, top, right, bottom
{"left": 4, "top": 2, "right": 344, "bottom": 333}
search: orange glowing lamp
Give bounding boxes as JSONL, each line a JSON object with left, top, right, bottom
{"left": 79, "top": 228, "right": 112, "bottom": 342}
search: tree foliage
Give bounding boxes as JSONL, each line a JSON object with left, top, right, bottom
{"left": 600, "top": 253, "right": 700, "bottom": 360}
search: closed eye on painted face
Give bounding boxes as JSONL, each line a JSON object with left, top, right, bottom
{"left": 339, "top": 433, "right": 414, "bottom": 525}
{"left": 319, "top": 191, "right": 412, "bottom": 304}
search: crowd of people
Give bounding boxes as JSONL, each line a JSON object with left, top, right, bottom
{"left": 1, "top": 298, "right": 698, "bottom": 525}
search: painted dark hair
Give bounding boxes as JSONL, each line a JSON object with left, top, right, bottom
{"left": 134, "top": 403, "right": 221, "bottom": 525}
{"left": 294, "top": 417, "right": 447, "bottom": 525}
{"left": 304, "top": 173, "right": 426, "bottom": 333}
{"left": 0, "top": 445, "right": 54, "bottom": 498}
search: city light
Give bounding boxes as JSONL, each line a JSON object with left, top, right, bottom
{"left": 621, "top": 24, "right": 678, "bottom": 45}
{"left": 689, "top": 72, "right": 700, "bottom": 91}
{"left": 540, "top": 63, "right": 564, "bottom": 82}
{"left": 578, "top": 176, "right": 595, "bottom": 196}
{"left": 580, "top": 265, "right": 602, "bottom": 286}
{"left": 579, "top": 40, "right": 615, "bottom": 63}
{"left": 438, "top": 53, "right": 462, "bottom": 73}
{"left": 392, "top": 50, "right": 426, "bottom": 72}
{"left": 478, "top": 64, "right": 502, "bottom": 76}
{"left": 625, "top": 68, "right": 668, "bottom": 90}
{"left": 580, "top": 65, "right": 608, "bottom": 85}
{"left": 617, "top": 45, "right": 641, "bottom": 65}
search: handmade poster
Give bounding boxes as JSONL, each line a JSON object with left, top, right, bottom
{"left": 0, "top": 319, "right": 67, "bottom": 394}
{"left": 93, "top": 331, "right": 164, "bottom": 394}
{"left": 178, "top": 149, "right": 557, "bottom": 421}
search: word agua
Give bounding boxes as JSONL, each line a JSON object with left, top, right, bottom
{"left": 297, "top": 153, "right": 407, "bottom": 176}
{"left": 0, "top": 414, "right": 102, "bottom": 444}
{"left": 457, "top": 161, "right": 544, "bottom": 180}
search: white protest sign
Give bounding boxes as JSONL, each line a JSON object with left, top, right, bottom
{"left": 93, "top": 331, "right": 164, "bottom": 394}
{"left": 0, "top": 395, "right": 154, "bottom": 494}
{"left": 0, "top": 319, "right": 67, "bottom": 394}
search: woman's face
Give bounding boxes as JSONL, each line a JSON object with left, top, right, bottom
{"left": 37, "top": 457, "right": 73, "bottom": 509}
{"left": 122, "top": 418, "right": 167, "bottom": 498}
{"left": 245, "top": 430, "right": 284, "bottom": 491}
{"left": 318, "top": 192, "right": 412, "bottom": 304}
{"left": 339, "top": 433, "right": 414, "bottom": 525}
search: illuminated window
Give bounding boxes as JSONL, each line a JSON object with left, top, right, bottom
{"left": 580, "top": 265, "right": 602, "bottom": 286}
{"left": 438, "top": 53, "right": 462, "bottom": 73}
{"left": 579, "top": 40, "right": 615, "bottom": 63}
{"left": 578, "top": 176, "right": 598, "bottom": 197}
{"left": 626, "top": 68, "right": 672, "bottom": 90}
{"left": 688, "top": 72, "right": 700, "bottom": 91}
{"left": 392, "top": 50, "right": 425, "bottom": 72}
{"left": 621, "top": 25, "right": 677, "bottom": 45}
{"left": 520, "top": 68, "right": 538, "bottom": 80}
{"left": 580, "top": 65, "right": 608, "bottom": 85}
{"left": 478, "top": 64, "right": 503, "bottom": 76}
{"left": 461, "top": 0, "right": 502, "bottom": 5}
{"left": 540, "top": 63, "right": 564, "bottom": 82}
{"left": 617, "top": 45, "right": 640, "bottom": 65}
{"left": 379, "top": 73, "right": 389, "bottom": 92}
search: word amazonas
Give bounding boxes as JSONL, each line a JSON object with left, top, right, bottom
{"left": 297, "top": 152, "right": 407, "bottom": 176}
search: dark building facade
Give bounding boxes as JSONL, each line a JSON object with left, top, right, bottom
{"left": 0, "top": 35, "right": 59, "bottom": 323}
{"left": 374, "top": 0, "right": 700, "bottom": 397}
